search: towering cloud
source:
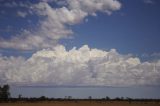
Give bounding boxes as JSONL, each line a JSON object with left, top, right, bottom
{"left": 0, "top": 0, "right": 121, "bottom": 50}
{"left": 0, "top": 45, "right": 160, "bottom": 86}
{"left": 0, "top": 0, "right": 159, "bottom": 87}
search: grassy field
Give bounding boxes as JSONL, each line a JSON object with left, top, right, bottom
{"left": 0, "top": 101, "right": 160, "bottom": 106}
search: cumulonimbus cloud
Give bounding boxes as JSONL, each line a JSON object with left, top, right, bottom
{"left": 0, "top": 0, "right": 121, "bottom": 50}
{"left": 0, "top": 45, "right": 160, "bottom": 86}
{"left": 0, "top": 0, "right": 159, "bottom": 87}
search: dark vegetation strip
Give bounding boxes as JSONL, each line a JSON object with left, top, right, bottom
{"left": 1, "top": 84, "right": 160, "bottom": 103}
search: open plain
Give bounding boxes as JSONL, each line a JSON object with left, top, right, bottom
{"left": 0, "top": 101, "right": 160, "bottom": 106}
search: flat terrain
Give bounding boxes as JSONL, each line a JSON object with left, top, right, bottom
{"left": 0, "top": 101, "right": 160, "bottom": 106}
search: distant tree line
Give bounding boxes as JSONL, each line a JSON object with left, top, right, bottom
{"left": 6, "top": 96, "right": 160, "bottom": 103}
{"left": 0, "top": 84, "right": 160, "bottom": 103}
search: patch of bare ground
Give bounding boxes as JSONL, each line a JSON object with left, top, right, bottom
{"left": 0, "top": 101, "right": 160, "bottom": 106}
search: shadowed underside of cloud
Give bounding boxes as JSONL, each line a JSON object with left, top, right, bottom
{"left": 0, "top": 45, "right": 160, "bottom": 86}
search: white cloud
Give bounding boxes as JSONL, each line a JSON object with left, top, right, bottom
{"left": 0, "top": 0, "right": 121, "bottom": 50}
{"left": 0, "top": 29, "right": 58, "bottom": 50}
{"left": 1, "top": 1, "right": 31, "bottom": 8}
{"left": 67, "top": 0, "right": 121, "bottom": 15}
{"left": 0, "top": 1, "right": 159, "bottom": 87}
{"left": 143, "top": 0, "right": 154, "bottom": 4}
{"left": 17, "top": 11, "right": 28, "bottom": 18}
{"left": 0, "top": 45, "right": 160, "bottom": 86}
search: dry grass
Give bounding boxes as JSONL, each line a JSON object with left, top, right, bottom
{"left": 0, "top": 101, "right": 160, "bottom": 106}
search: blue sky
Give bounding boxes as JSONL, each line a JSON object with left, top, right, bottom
{"left": 0, "top": 0, "right": 160, "bottom": 57}
{"left": 67, "top": 0, "right": 160, "bottom": 55}
{"left": 11, "top": 86, "right": 160, "bottom": 99}
{"left": 0, "top": 0, "right": 160, "bottom": 98}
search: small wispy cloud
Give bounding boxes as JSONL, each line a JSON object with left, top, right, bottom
{"left": 143, "top": 0, "right": 154, "bottom": 4}
{"left": 17, "top": 11, "right": 28, "bottom": 18}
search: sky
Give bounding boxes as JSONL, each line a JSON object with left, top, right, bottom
{"left": 0, "top": 0, "right": 160, "bottom": 98}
